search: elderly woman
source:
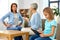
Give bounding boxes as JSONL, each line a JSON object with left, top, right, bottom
{"left": 21, "top": 3, "right": 42, "bottom": 40}
{"left": 1, "top": 3, "right": 23, "bottom": 40}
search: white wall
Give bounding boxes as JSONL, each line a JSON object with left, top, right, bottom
{"left": 19, "top": 0, "right": 39, "bottom": 9}
{"left": 18, "top": 0, "right": 40, "bottom": 14}
{"left": 0, "top": 0, "right": 9, "bottom": 19}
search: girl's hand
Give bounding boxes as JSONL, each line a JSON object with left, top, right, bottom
{"left": 40, "top": 34, "right": 45, "bottom": 37}
{"left": 37, "top": 30, "right": 43, "bottom": 34}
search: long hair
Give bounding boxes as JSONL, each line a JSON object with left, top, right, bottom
{"left": 11, "top": 3, "right": 17, "bottom": 13}
{"left": 43, "top": 7, "right": 54, "bottom": 20}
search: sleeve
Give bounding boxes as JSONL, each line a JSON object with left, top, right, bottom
{"left": 31, "top": 14, "right": 42, "bottom": 30}
{"left": 18, "top": 13, "right": 23, "bottom": 24}
{"left": 51, "top": 20, "right": 57, "bottom": 27}
{"left": 28, "top": 21, "right": 31, "bottom": 26}
{"left": 1, "top": 12, "right": 9, "bottom": 23}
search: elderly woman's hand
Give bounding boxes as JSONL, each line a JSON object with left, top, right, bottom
{"left": 23, "top": 17, "right": 29, "bottom": 22}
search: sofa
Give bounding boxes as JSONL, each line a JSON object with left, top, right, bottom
{"left": 56, "top": 24, "right": 60, "bottom": 40}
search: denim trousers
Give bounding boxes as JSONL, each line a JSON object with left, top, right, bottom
{"left": 29, "top": 34, "right": 51, "bottom": 40}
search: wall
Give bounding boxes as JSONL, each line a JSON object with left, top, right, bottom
{"left": 0, "top": 0, "right": 9, "bottom": 19}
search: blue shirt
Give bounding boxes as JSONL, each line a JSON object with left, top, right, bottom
{"left": 1, "top": 12, "right": 23, "bottom": 25}
{"left": 44, "top": 19, "right": 57, "bottom": 40}
{"left": 29, "top": 12, "right": 42, "bottom": 30}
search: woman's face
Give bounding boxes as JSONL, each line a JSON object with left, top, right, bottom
{"left": 12, "top": 5, "right": 17, "bottom": 11}
{"left": 43, "top": 11, "right": 50, "bottom": 19}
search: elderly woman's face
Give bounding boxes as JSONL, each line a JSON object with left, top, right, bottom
{"left": 29, "top": 6, "right": 33, "bottom": 12}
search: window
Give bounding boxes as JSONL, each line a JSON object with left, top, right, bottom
{"left": 50, "top": 3, "right": 58, "bottom": 8}
{"left": 50, "top": 0, "right": 58, "bottom": 1}
{"left": 49, "top": 0, "right": 60, "bottom": 15}
{"left": 59, "top": 1, "right": 60, "bottom": 13}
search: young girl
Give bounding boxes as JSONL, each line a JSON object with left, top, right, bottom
{"left": 29, "top": 7, "right": 57, "bottom": 40}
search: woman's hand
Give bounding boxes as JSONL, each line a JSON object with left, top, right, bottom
{"left": 18, "top": 23, "right": 22, "bottom": 26}
{"left": 3, "top": 22, "right": 12, "bottom": 27}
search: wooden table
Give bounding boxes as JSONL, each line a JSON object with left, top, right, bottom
{"left": 0, "top": 30, "right": 29, "bottom": 40}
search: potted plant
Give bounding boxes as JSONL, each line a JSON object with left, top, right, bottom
{"left": 53, "top": 8, "right": 60, "bottom": 16}
{"left": 52, "top": 8, "right": 60, "bottom": 23}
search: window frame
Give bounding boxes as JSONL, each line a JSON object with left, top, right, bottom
{"left": 48, "top": 0, "right": 60, "bottom": 14}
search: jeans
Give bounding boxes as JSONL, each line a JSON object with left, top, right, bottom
{"left": 29, "top": 35, "right": 51, "bottom": 40}
{"left": 7, "top": 26, "right": 22, "bottom": 40}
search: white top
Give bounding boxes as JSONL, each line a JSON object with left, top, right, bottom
{"left": 14, "top": 13, "right": 19, "bottom": 25}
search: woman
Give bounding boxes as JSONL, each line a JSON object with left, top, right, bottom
{"left": 1, "top": 3, "right": 23, "bottom": 40}
{"left": 21, "top": 3, "right": 42, "bottom": 40}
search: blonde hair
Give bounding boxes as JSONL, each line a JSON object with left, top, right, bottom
{"left": 43, "top": 7, "right": 54, "bottom": 20}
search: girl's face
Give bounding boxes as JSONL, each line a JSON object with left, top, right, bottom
{"left": 12, "top": 5, "right": 17, "bottom": 11}
{"left": 43, "top": 11, "right": 50, "bottom": 19}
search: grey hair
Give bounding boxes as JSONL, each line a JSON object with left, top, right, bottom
{"left": 31, "top": 3, "right": 38, "bottom": 10}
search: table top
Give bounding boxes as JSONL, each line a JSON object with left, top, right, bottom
{"left": 0, "top": 30, "right": 29, "bottom": 35}
{"left": 0, "top": 30, "right": 29, "bottom": 40}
